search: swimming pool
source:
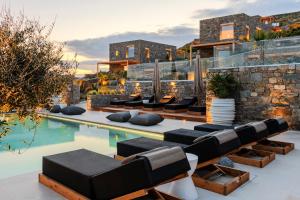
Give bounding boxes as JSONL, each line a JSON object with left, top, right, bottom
{"left": 0, "top": 115, "right": 161, "bottom": 180}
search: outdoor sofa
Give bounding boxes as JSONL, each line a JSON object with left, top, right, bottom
{"left": 39, "top": 148, "right": 190, "bottom": 200}
{"left": 164, "top": 97, "right": 197, "bottom": 113}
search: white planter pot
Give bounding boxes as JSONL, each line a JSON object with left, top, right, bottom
{"left": 211, "top": 98, "right": 235, "bottom": 126}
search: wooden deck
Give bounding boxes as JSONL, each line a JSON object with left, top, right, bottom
{"left": 97, "top": 106, "right": 206, "bottom": 122}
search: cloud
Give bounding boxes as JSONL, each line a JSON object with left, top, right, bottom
{"left": 65, "top": 25, "right": 198, "bottom": 72}
{"left": 192, "top": 0, "right": 300, "bottom": 19}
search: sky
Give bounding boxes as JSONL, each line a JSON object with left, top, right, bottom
{"left": 1, "top": 0, "right": 300, "bottom": 74}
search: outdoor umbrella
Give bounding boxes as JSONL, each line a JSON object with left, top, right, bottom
{"left": 153, "top": 59, "right": 161, "bottom": 103}
{"left": 194, "top": 55, "right": 204, "bottom": 106}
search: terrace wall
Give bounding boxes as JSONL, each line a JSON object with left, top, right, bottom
{"left": 206, "top": 64, "right": 300, "bottom": 129}
{"left": 125, "top": 80, "right": 196, "bottom": 101}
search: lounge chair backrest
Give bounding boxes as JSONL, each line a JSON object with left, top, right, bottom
{"left": 159, "top": 95, "right": 175, "bottom": 104}
{"left": 212, "top": 129, "right": 239, "bottom": 144}
{"left": 247, "top": 121, "right": 268, "bottom": 134}
{"left": 179, "top": 97, "right": 197, "bottom": 105}
{"left": 276, "top": 118, "right": 287, "bottom": 126}
{"left": 139, "top": 147, "right": 187, "bottom": 170}
{"left": 129, "top": 94, "right": 141, "bottom": 101}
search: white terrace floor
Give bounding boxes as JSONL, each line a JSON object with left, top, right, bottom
{"left": 1, "top": 103, "right": 300, "bottom": 200}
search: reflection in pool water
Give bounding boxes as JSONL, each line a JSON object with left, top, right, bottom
{"left": 0, "top": 116, "right": 143, "bottom": 179}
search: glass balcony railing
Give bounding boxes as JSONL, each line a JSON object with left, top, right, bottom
{"left": 127, "top": 36, "right": 300, "bottom": 81}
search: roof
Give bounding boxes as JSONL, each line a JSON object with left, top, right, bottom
{"left": 97, "top": 60, "right": 140, "bottom": 65}
{"left": 191, "top": 40, "right": 239, "bottom": 48}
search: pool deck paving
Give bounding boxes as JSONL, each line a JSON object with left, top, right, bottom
{"left": 1, "top": 103, "right": 300, "bottom": 200}
{"left": 1, "top": 131, "right": 300, "bottom": 200}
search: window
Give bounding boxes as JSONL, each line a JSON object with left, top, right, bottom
{"left": 166, "top": 49, "right": 172, "bottom": 61}
{"left": 115, "top": 50, "right": 120, "bottom": 57}
{"left": 126, "top": 45, "right": 134, "bottom": 58}
{"left": 145, "top": 48, "right": 150, "bottom": 62}
{"left": 220, "top": 23, "right": 234, "bottom": 40}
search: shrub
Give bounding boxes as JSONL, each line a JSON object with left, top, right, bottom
{"left": 208, "top": 74, "right": 239, "bottom": 98}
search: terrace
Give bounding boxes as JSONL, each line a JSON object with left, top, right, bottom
{"left": 1, "top": 9, "right": 300, "bottom": 200}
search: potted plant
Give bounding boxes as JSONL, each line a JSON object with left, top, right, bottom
{"left": 207, "top": 74, "right": 239, "bottom": 125}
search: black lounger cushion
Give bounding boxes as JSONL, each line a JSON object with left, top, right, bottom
{"left": 117, "top": 137, "right": 188, "bottom": 157}
{"left": 106, "top": 112, "right": 131, "bottom": 122}
{"left": 234, "top": 125, "right": 258, "bottom": 145}
{"left": 110, "top": 99, "right": 128, "bottom": 105}
{"left": 129, "top": 114, "right": 164, "bottom": 126}
{"left": 117, "top": 136, "right": 220, "bottom": 164}
{"left": 188, "top": 106, "right": 206, "bottom": 114}
{"left": 264, "top": 118, "right": 288, "bottom": 135}
{"left": 43, "top": 149, "right": 123, "bottom": 199}
{"left": 194, "top": 123, "right": 234, "bottom": 132}
{"left": 61, "top": 106, "right": 86, "bottom": 115}
{"left": 164, "top": 129, "right": 210, "bottom": 145}
{"left": 164, "top": 97, "right": 197, "bottom": 110}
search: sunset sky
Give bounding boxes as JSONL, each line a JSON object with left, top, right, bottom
{"left": 2, "top": 0, "right": 300, "bottom": 74}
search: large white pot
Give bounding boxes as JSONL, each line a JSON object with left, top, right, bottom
{"left": 210, "top": 98, "right": 235, "bottom": 126}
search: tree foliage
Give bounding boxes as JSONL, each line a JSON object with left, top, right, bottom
{"left": 0, "top": 11, "right": 76, "bottom": 121}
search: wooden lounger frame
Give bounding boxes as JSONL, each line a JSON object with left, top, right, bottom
{"left": 163, "top": 108, "right": 188, "bottom": 113}
{"left": 143, "top": 107, "right": 163, "bottom": 111}
{"left": 39, "top": 173, "right": 187, "bottom": 200}
{"left": 252, "top": 140, "right": 294, "bottom": 155}
{"left": 227, "top": 148, "right": 275, "bottom": 168}
{"left": 192, "top": 164, "right": 250, "bottom": 195}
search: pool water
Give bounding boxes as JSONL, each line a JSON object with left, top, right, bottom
{"left": 0, "top": 115, "right": 153, "bottom": 180}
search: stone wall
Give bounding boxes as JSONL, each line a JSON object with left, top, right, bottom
{"left": 125, "top": 80, "right": 201, "bottom": 102}
{"left": 109, "top": 40, "right": 176, "bottom": 63}
{"left": 199, "top": 13, "right": 261, "bottom": 44}
{"left": 206, "top": 64, "right": 300, "bottom": 129}
{"left": 87, "top": 94, "right": 123, "bottom": 110}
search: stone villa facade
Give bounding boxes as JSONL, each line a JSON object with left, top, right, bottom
{"left": 104, "top": 40, "right": 176, "bottom": 72}
{"left": 194, "top": 11, "right": 300, "bottom": 58}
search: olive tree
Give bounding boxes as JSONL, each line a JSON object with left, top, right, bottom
{"left": 0, "top": 11, "right": 76, "bottom": 139}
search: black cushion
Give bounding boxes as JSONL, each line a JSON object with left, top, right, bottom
{"left": 49, "top": 105, "right": 61, "bottom": 113}
{"left": 234, "top": 125, "right": 258, "bottom": 145}
{"left": 264, "top": 118, "right": 288, "bottom": 135}
{"left": 164, "top": 97, "right": 197, "bottom": 110}
{"left": 117, "top": 137, "right": 188, "bottom": 157}
{"left": 43, "top": 149, "right": 122, "bottom": 199}
{"left": 61, "top": 106, "right": 86, "bottom": 115}
{"left": 117, "top": 137, "right": 221, "bottom": 164}
{"left": 164, "top": 103, "right": 189, "bottom": 110}
{"left": 129, "top": 114, "right": 164, "bottom": 126}
{"left": 194, "top": 123, "right": 234, "bottom": 132}
{"left": 125, "top": 100, "right": 143, "bottom": 107}
{"left": 107, "top": 112, "right": 131, "bottom": 122}
{"left": 164, "top": 129, "right": 210, "bottom": 145}
{"left": 143, "top": 102, "right": 164, "bottom": 108}
{"left": 110, "top": 99, "right": 128, "bottom": 105}
{"left": 188, "top": 106, "right": 206, "bottom": 113}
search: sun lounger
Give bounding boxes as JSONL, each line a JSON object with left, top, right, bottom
{"left": 143, "top": 95, "right": 175, "bottom": 111}
{"left": 117, "top": 129, "right": 241, "bottom": 165}
{"left": 164, "top": 97, "right": 197, "bottom": 113}
{"left": 125, "top": 95, "right": 154, "bottom": 108}
{"left": 39, "top": 148, "right": 190, "bottom": 200}
{"left": 117, "top": 130, "right": 249, "bottom": 195}
{"left": 110, "top": 94, "right": 141, "bottom": 106}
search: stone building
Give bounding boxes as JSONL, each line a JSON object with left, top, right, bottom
{"left": 99, "top": 40, "right": 176, "bottom": 73}
{"left": 192, "top": 11, "right": 300, "bottom": 59}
